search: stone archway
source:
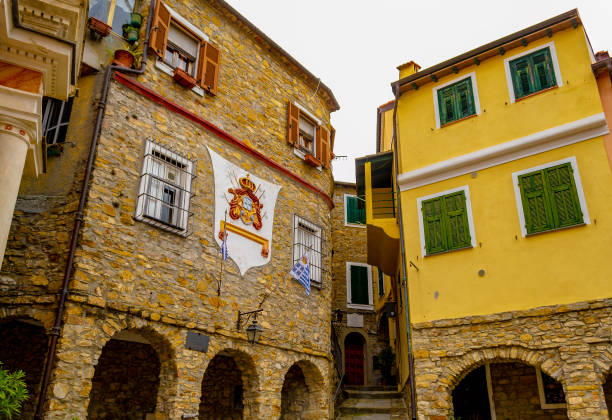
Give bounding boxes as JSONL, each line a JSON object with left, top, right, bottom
{"left": 199, "top": 349, "right": 259, "bottom": 420}
{"left": 87, "top": 328, "right": 176, "bottom": 419}
{"left": 280, "top": 360, "right": 326, "bottom": 420}
{"left": 0, "top": 318, "right": 49, "bottom": 420}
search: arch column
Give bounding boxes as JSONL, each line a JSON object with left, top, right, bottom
{"left": 561, "top": 350, "right": 609, "bottom": 420}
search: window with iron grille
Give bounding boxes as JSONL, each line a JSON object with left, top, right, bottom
{"left": 42, "top": 97, "right": 74, "bottom": 146}
{"left": 135, "top": 140, "right": 195, "bottom": 235}
{"left": 293, "top": 215, "right": 324, "bottom": 287}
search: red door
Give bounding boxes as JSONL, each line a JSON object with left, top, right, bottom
{"left": 345, "top": 334, "right": 364, "bottom": 385}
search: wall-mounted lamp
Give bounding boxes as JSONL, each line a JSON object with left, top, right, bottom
{"left": 236, "top": 308, "right": 263, "bottom": 344}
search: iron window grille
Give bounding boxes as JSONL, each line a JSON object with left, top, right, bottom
{"left": 293, "top": 215, "right": 326, "bottom": 288}
{"left": 135, "top": 139, "right": 196, "bottom": 235}
{"left": 42, "top": 96, "right": 74, "bottom": 146}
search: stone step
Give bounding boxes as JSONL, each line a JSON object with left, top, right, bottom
{"left": 345, "top": 389, "right": 403, "bottom": 399}
{"left": 344, "top": 385, "right": 397, "bottom": 392}
{"left": 338, "top": 397, "right": 407, "bottom": 415}
{"left": 337, "top": 415, "right": 408, "bottom": 420}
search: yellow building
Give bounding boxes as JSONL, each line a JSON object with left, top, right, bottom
{"left": 360, "top": 9, "right": 612, "bottom": 420}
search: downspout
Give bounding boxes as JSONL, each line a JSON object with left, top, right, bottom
{"left": 391, "top": 86, "right": 417, "bottom": 420}
{"left": 34, "top": 1, "right": 157, "bottom": 417}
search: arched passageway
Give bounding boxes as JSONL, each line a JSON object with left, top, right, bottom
{"left": 0, "top": 319, "right": 49, "bottom": 420}
{"left": 452, "top": 361, "right": 567, "bottom": 420}
{"left": 199, "top": 350, "right": 258, "bottom": 420}
{"left": 344, "top": 332, "right": 365, "bottom": 385}
{"left": 87, "top": 329, "right": 170, "bottom": 419}
{"left": 603, "top": 371, "right": 612, "bottom": 413}
{"left": 280, "top": 360, "right": 326, "bottom": 420}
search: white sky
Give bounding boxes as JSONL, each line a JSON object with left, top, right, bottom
{"left": 226, "top": 1, "right": 612, "bottom": 183}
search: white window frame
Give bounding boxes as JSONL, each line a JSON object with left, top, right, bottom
{"left": 416, "top": 185, "right": 477, "bottom": 258}
{"left": 346, "top": 262, "right": 373, "bottom": 310}
{"left": 135, "top": 139, "right": 194, "bottom": 236}
{"left": 432, "top": 72, "right": 481, "bottom": 129}
{"left": 344, "top": 194, "right": 366, "bottom": 228}
{"left": 504, "top": 41, "right": 563, "bottom": 103}
{"left": 293, "top": 215, "right": 323, "bottom": 288}
{"left": 535, "top": 367, "right": 566, "bottom": 409}
{"left": 511, "top": 156, "right": 590, "bottom": 237}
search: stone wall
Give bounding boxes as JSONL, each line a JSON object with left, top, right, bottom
{"left": 0, "top": 320, "right": 49, "bottom": 420}
{"left": 199, "top": 355, "right": 244, "bottom": 419}
{"left": 87, "top": 339, "right": 161, "bottom": 419}
{"left": 412, "top": 298, "right": 612, "bottom": 420}
{"left": 280, "top": 365, "right": 309, "bottom": 420}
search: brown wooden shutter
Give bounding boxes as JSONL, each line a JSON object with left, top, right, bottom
{"left": 287, "top": 102, "right": 299, "bottom": 146}
{"left": 198, "top": 42, "right": 220, "bottom": 95}
{"left": 319, "top": 126, "right": 330, "bottom": 168}
{"left": 315, "top": 126, "right": 323, "bottom": 161}
{"left": 149, "top": 1, "right": 171, "bottom": 58}
{"left": 329, "top": 125, "right": 336, "bottom": 160}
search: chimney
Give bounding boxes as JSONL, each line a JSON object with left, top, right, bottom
{"left": 595, "top": 51, "right": 610, "bottom": 62}
{"left": 397, "top": 61, "right": 421, "bottom": 79}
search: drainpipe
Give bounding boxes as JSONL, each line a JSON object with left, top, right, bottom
{"left": 391, "top": 86, "right": 417, "bottom": 420}
{"left": 33, "top": 1, "right": 157, "bottom": 417}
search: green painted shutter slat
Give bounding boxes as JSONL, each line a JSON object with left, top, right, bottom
{"left": 422, "top": 197, "right": 446, "bottom": 254}
{"left": 350, "top": 265, "right": 369, "bottom": 305}
{"left": 443, "top": 191, "right": 471, "bottom": 249}
{"left": 544, "top": 163, "right": 583, "bottom": 228}
{"left": 438, "top": 87, "right": 455, "bottom": 125}
{"left": 511, "top": 58, "right": 533, "bottom": 98}
{"left": 455, "top": 78, "right": 475, "bottom": 119}
{"left": 346, "top": 196, "right": 357, "bottom": 223}
{"left": 438, "top": 78, "right": 475, "bottom": 125}
{"left": 519, "top": 171, "right": 552, "bottom": 234}
{"left": 511, "top": 48, "right": 556, "bottom": 99}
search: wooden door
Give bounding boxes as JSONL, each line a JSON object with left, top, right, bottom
{"left": 345, "top": 334, "right": 364, "bottom": 385}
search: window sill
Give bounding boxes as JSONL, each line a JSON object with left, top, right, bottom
{"left": 345, "top": 222, "right": 366, "bottom": 228}
{"left": 155, "top": 60, "right": 204, "bottom": 96}
{"left": 347, "top": 303, "right": 374, "bottom": 311}
{"left": 514, "top": 85, "right": 558, "bottom": 102}
{"left": 293, "top": 148, "right": 322, "bottom": 171}
{"left": 135, "top": 214, "right": 188, "bottom": 237}
{"left": 524, "top": 222, "right": 586, "bottom": 237}
{"left": 440, "top": 112, "right": 477, "bottom": 129}
{"left": 425, "top": 244, "right": 473, "bottom": 257}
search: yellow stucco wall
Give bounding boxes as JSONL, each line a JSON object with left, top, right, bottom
{"left": 380, "top": 107, "right": 394, "bottom": 153}
{"left": 394, "top": 24, "right": 611, "bottom": 324}
{"left": 396, "top": 26, "right": 601, "bottom": 173}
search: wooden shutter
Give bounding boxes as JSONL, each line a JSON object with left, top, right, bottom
{"left": 422, "top": 197, "right": 446, "bottom": 254}
{"left": 456, "top": 79, "right": 475, "bottom": 119}
{"left": 350, "top": 265, "right": 369, "bottom": 305}
{"left": 346, "top": 196, "right": 356, "bottom": 224}
{"left": 329, "top": 125, "right": 336, "bottom": 159}
{"left": 319, "top": 126, "right": 330, "bottom": 168}
{"left": 519, "top": 171, "right": 552, "bottom": 234}
{"left": 149, "top": 1, "right": 171, "bottom": 58}
{"left": 443, "top": 191, "right": 471, "bottom": 249}
{"left": 531, "top": 49, "right": 555, "bottom": 91}
{"left": 544, "top": 163, "right": 583, "bottom": 228}
{"left": 438, "top": 87, "right": 456, "bottom": 125}
{"left": 287, "top": 102, "right": 299, "bottom": 146}
{"left": 196, "top": 42, "right": 220, "bottom": 95}
{"left": 511, "top": 58, "right": 533, "bottom": 98}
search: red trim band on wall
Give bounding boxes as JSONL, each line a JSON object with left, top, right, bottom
{"left": 113, "top": 72, "right": 334, "bottom": 209}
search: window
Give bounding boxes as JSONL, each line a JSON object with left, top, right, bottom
{"left": 346, "top": 262, "right": 373, "bottom": 310}
{"left": 510, "top": 48, "right": 556, "bottom": 99}
{"left": 345, "top": 194, "right": 365, "bottom": 226}
{"left": 286, "top": 102, "right": 332, "bottom": 168}
{"left": 377, "top": 268, "right": 384, "bottom": 297}
{"left": 42, "top": 97, "right": 74, "bottom": 146}
{"left": 417, "top": 186, "right": 476, "bottom": 256}
{"left": 535, "top": 368, "right": 565, "bottom": 409}
{"left": 513, "top": 158, "right": 588, "bottom": 236}
{"left": 164, "top": 23, "right": 199, "bottom": 76}
{"left": 293, "top": 215, "right": 323, "bottom": 287}
{"left": 504, "top": 42, "right": 562, "bottom": 103}
{"left": 437, "top": 77, "right": 476, "bottom": 125}
{"left": 135, "top": 140, "right": 195, "bottom": 234}
{"left": 150, "top": 2, "right": 220, "bottom": 94}
{"left": 88, "top": 0, "right": 136, "bottom": 34}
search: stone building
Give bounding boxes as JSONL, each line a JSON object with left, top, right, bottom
{"left": 0, "top": 0, "right": 341, "bottom": 418}
{"left": 361, "top": 9, "right": 612, "bottom": 420}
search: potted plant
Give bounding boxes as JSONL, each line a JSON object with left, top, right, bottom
{"left": 122, "top": 24, "right": 140, "bottom": 43}
{"left": 113, "top": 49, "right": 135, "bottom": 68}
{"left": 0, "top": 362, "right": 29, "bottom": 419}
{"left": 304, "top": 153, "right": 321, "bottom": 167}
{"left": 173, "top": 68, "right": 197, "bottom": 89}
{"left": 130, "top": 12, "right": 143, "bottom": 28}
{"left": 375, "top": 347, "right": 396, "bottom": 386}
{"left": 88, "top": 16, "right": 112, "bottom": 38}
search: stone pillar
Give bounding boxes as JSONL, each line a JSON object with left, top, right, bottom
{"left": 562, "top": 353, "right": 609, "bottom": 420}
{"left": 0, "top": 119, "right": 31, "bottom": 268}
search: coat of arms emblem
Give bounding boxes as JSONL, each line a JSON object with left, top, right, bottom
{"left": 227, "top": 175, "right": 263, "bottom": 230}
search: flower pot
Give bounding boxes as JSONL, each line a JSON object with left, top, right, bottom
{"left": 173, "top": 68, "right": 197, "bottom": 89}
{"left": 130, "top": 12, "right": 143, "bottom": 28}
{"left": 304, "top": 153, "right": 321, "bottom": 167}
{"left": 113, "top": 49, "right": 135, "bottom": 68}
{"left": 88, "top": 17, "right": 112, "bottom": 37}
{"left": 122, "top": 24, "right": 139, "bottom": 43}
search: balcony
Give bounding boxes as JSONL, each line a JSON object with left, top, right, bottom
{"left": 355, "top": 151, "right": 400, "bottom": 276}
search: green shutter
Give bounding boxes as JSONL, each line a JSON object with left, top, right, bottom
{"left": 511, "top": 57, "right": 533, "bottom": 98}
{"left": 350, "top": 265, "right": 369, "bottom": 305}
{"left": 444, "top": 191, "right": 471, "bottom": 249}
{"left": 347, "top": 196, "right": 365, "bottom": 224}
{"left": 438, "top": 78, "right": 476, "bottom": 125}
{"left": 455, "top": 78, "right": 475, "bottom": 119}
{"left": 422, "top": 197, "right": 446, "bottom": 254}
{"left": 438, "top": 87, "right": 456, "bottom": 125}
{"left": 544, "top": 163, "right": 583, "bottom": 228}
{"left": 511, "top": 48, "right": 556, "bottom": 99}
{"left": 519, "top": 171, "right": 552, "bottom": 234}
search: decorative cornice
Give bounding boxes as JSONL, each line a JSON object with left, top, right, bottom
{"left": 0, "top": 117, "right": 32, "bottom": 145}
{"left": 398, "top": 113, "right": 609, "bottom": 191}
